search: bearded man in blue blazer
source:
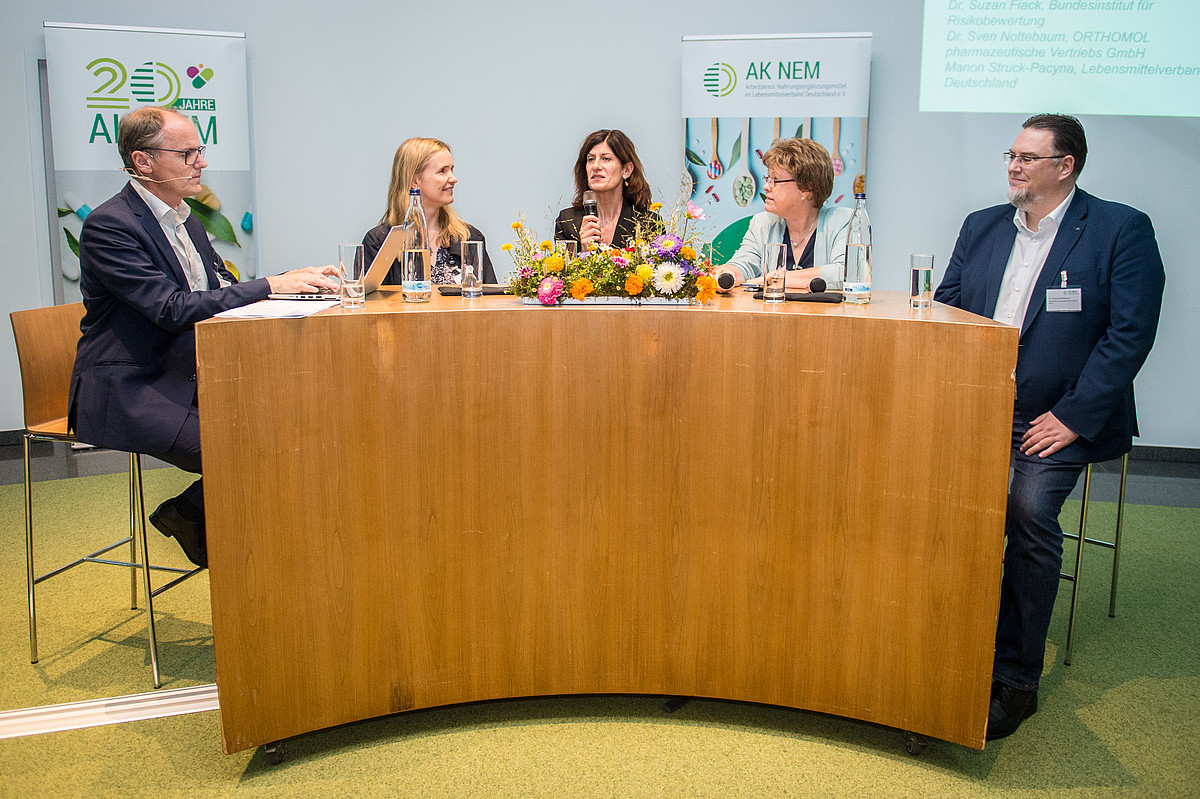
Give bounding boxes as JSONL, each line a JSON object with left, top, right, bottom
{"left": 935, "top": 114, "right": 1165, "bottom": 740}
{"left": 69, "top": 106, "right": 337, "bottom": 568}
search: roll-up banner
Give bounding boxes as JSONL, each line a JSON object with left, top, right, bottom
{"left": 44, "top": 22, "right": 254, "bottom": 301}
{"left": 681, "top": 33, "right": 872, "bottom": 261}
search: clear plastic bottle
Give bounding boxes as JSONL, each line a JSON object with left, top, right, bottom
{"left": 401, "top": 188, "right": 432, "bottom": 302}
{"left": 843, "top": 193, "right": 871, "bottom": 304}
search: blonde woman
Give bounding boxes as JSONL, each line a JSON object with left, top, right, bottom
{"left": 362, "top": 137, "right": 495, "bottom": 284}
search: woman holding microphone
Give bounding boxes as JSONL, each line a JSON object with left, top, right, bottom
{"left": 554, "top": 129, "right": 660, "bottom": 249}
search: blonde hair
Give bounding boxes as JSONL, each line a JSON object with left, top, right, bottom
{"left": 763, "top": 138, "right": 835, "bottom": 208}
{"left": 381, "top": 137, "right": 468, "bottom": 247}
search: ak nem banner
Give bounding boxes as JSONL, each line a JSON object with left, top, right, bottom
{"left": 681, "top": 33, "right": 872, "bottom": 261}
{"left": 44, "top": 22, "right": 255, "bottom": 300}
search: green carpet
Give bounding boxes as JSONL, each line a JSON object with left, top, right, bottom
{"left": 1, "top": 473, "right": 1198, "bottom": 798}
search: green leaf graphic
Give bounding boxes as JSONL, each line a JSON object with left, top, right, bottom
{"left": 58, "top": 207, "right": 72, "bottom": 218}
{"left": 184, "top": 199, "right": 241, "bottom": 247}
{"left": 729, "top": 134, "right": 741, "bottom": 171}
{"left": 685, "top": 148, "right": 706, "bottom": 167}
{"left": 63, "top": 227, "right": 81, "bottom": 258}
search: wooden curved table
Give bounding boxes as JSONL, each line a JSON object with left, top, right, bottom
{"left": 197, "top": 289, "right": 1017, "bottom": 753}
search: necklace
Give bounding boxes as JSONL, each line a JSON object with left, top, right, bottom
{"left": 790, "top": 219, "right": 817, "bottom": 249}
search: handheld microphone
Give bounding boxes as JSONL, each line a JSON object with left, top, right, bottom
{"left": 793, "top": 275, "right": 843, "bottom": 303}
{"left": 717, "top": 271, "right": 736, "bottom": 291}
{"left": 581, "top": 190, "right": 598, "bottom": 218}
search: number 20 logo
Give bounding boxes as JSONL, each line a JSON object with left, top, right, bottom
{"left": 85, "top": 57, "right": 183, "bottom": 109}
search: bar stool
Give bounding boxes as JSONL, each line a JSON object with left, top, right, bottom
{"left": 11, "top": 302, "right": 204, "bottom": 688}
{"left": 1060, "top": 452, "right": 1129, "bottom": 666}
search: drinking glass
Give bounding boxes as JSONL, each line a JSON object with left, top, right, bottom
{"left": 339, "top": 243, "right": 365, "bottom": 309}
{"left": 460, "top": 241, "right": 484, "bottom": 299}
{"left": 910, "top": 253, "right": 934, "bottom": 309}
{"left": 762, "top": 242, "right": 787, "bottom": 303}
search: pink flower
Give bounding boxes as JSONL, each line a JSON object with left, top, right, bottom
{"left": 686, "top": 201, "right": 706, "bottom": 220}
{"left": 537, "top": 276, "right": 564, "bottom": 305}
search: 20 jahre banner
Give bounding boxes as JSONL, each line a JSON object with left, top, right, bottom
{"left": 44, "top": 22, "right": 255, "bottom": 301}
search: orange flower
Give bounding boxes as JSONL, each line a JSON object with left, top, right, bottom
{"left": 680, "top": 246, "right": 696, "bottom": 261}
{"left": 511, "top": 221, "right": 522, "bottom": 230}
{"left": 543, "top": 254, "right": 565, "bottom": 272}
{"left": 625, "top": 274, "right": 644, "bottom": 296}
{"left": 570, "top": 277, "right": 595, "bottom": 301}
{"left": 695, "top": 274, "right": 717, "bottom": 304}
{"left": 540, "top": 240, "right": 553, "bottom": 251}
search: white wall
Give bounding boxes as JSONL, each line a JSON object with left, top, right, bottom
{"left": 3, "top": 0, "right": 1197, "bottom": 448}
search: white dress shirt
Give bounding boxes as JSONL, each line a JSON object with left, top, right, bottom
{"left": 129, "top": 180, "right": 225, "bottom": 291}
{"left": 992, "top": 187, "right": 1075, "bottom": 328}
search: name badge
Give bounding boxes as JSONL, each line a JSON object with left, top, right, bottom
{"left": 1046, "top": 288, "right": 1082, "bottom": 312}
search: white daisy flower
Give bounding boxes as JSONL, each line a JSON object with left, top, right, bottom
{"left": 652, "top": 262, "right": 684, "bottom": 294}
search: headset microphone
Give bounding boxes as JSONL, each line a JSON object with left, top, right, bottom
{"left": 120, "top": 167, "right": 196, "bottom": 184}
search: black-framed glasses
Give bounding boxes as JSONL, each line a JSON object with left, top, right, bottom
{"left": 1003, "top": 151, "right": 1064, "bottom": 166}
{"left": 143, "top": 146, "right": 206, "bottom": 165}
{"left": 764, "top": 176, "right": 795, "bottom": 189}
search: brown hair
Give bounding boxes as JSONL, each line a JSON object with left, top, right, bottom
{"left": 117, "top": 107, "right": 185, "bottom": 173}
{"left": 381, "top": 137, "right": 469, "bottom": 247}
{"left": 1022, "top": 113, "right": 1087, "bottom": 177}
{"left": 763, "top": 137, "right": 835, "bottom": 208}
{"left": 570, "top": 129, "right": 652, "bottom": 210}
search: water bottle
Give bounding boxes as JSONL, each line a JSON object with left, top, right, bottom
{"left": 402, "top": 188, "right": 432, "bottom": 302}
{"left": 843, "top": 193, "right": 871, "bottom": 304}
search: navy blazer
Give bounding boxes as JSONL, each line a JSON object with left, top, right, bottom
{"left": 68, "top": 183, "right": 270, "bottom": 456}
{"left": 935, "top": 188, "right": 1165, "bottom": 463}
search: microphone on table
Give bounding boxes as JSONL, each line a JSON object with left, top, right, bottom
{"left": 717, "top": 271, "right": 736, "bottom": 291}
{"left": 581, "top": 190, "right": 598, "bottom": 219}
{"left": 793, "top": 275, "right": 844, "bottom": 303}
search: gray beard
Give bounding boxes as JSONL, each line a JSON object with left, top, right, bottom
{"left": 1007, "top": 186, "right": 1039, "bottom": 210}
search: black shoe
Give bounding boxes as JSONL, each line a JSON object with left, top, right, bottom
{"left": 986, "top": 681, "right": 1037, "bottom": 740}
{"left": 149, "top": 498, "right": 208, "bottom": 569}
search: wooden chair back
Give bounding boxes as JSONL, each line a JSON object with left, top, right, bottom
{"left": 9, "top": 303, "right": 85, "bottom": 432}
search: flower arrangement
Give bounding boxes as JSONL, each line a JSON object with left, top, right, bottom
{"left": 503, "top": 199, "right": 717, "bottom": 306}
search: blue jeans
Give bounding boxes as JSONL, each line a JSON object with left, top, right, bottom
{"left": 993, "top": 414, "right": 1085, "bottom": 691}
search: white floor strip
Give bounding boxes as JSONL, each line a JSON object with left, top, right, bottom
{"left": 0, "top": 683, "right": 218, "bottom": 739}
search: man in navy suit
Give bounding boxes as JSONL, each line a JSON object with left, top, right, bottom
{"left": 69, "top": 106, "right": 337, "bottom": 568}
{"left": 936, "top": 114, "right": 1165, "bottom": 740}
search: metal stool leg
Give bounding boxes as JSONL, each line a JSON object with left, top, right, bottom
{"left": 1063, "top": 464, "right": 1092, "bottom": 666}
{"left": 132, "top": 455, "right": 164, "bottom": 688}
{"left": 129, "top": 454, "right": 139, "bottom": 611}
{"left": 24, "top": 435, "right": 38, "bottom": 664}
{"left": 1109, "top": 452, "right": 1129, "bottom": 617}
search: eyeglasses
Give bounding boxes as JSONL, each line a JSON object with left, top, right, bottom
{"left": 143, "top": 146, "right": 206, "bottom": 165}
{"left": 764, "top": 176, "right": 795, "bottom": 189}
{"left": 1003, "top": 151, "right": 1064, "bottom": 166}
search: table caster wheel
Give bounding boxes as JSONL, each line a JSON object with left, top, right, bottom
{"left": 904, "top": 732, "right": 927, "bottom": 756}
